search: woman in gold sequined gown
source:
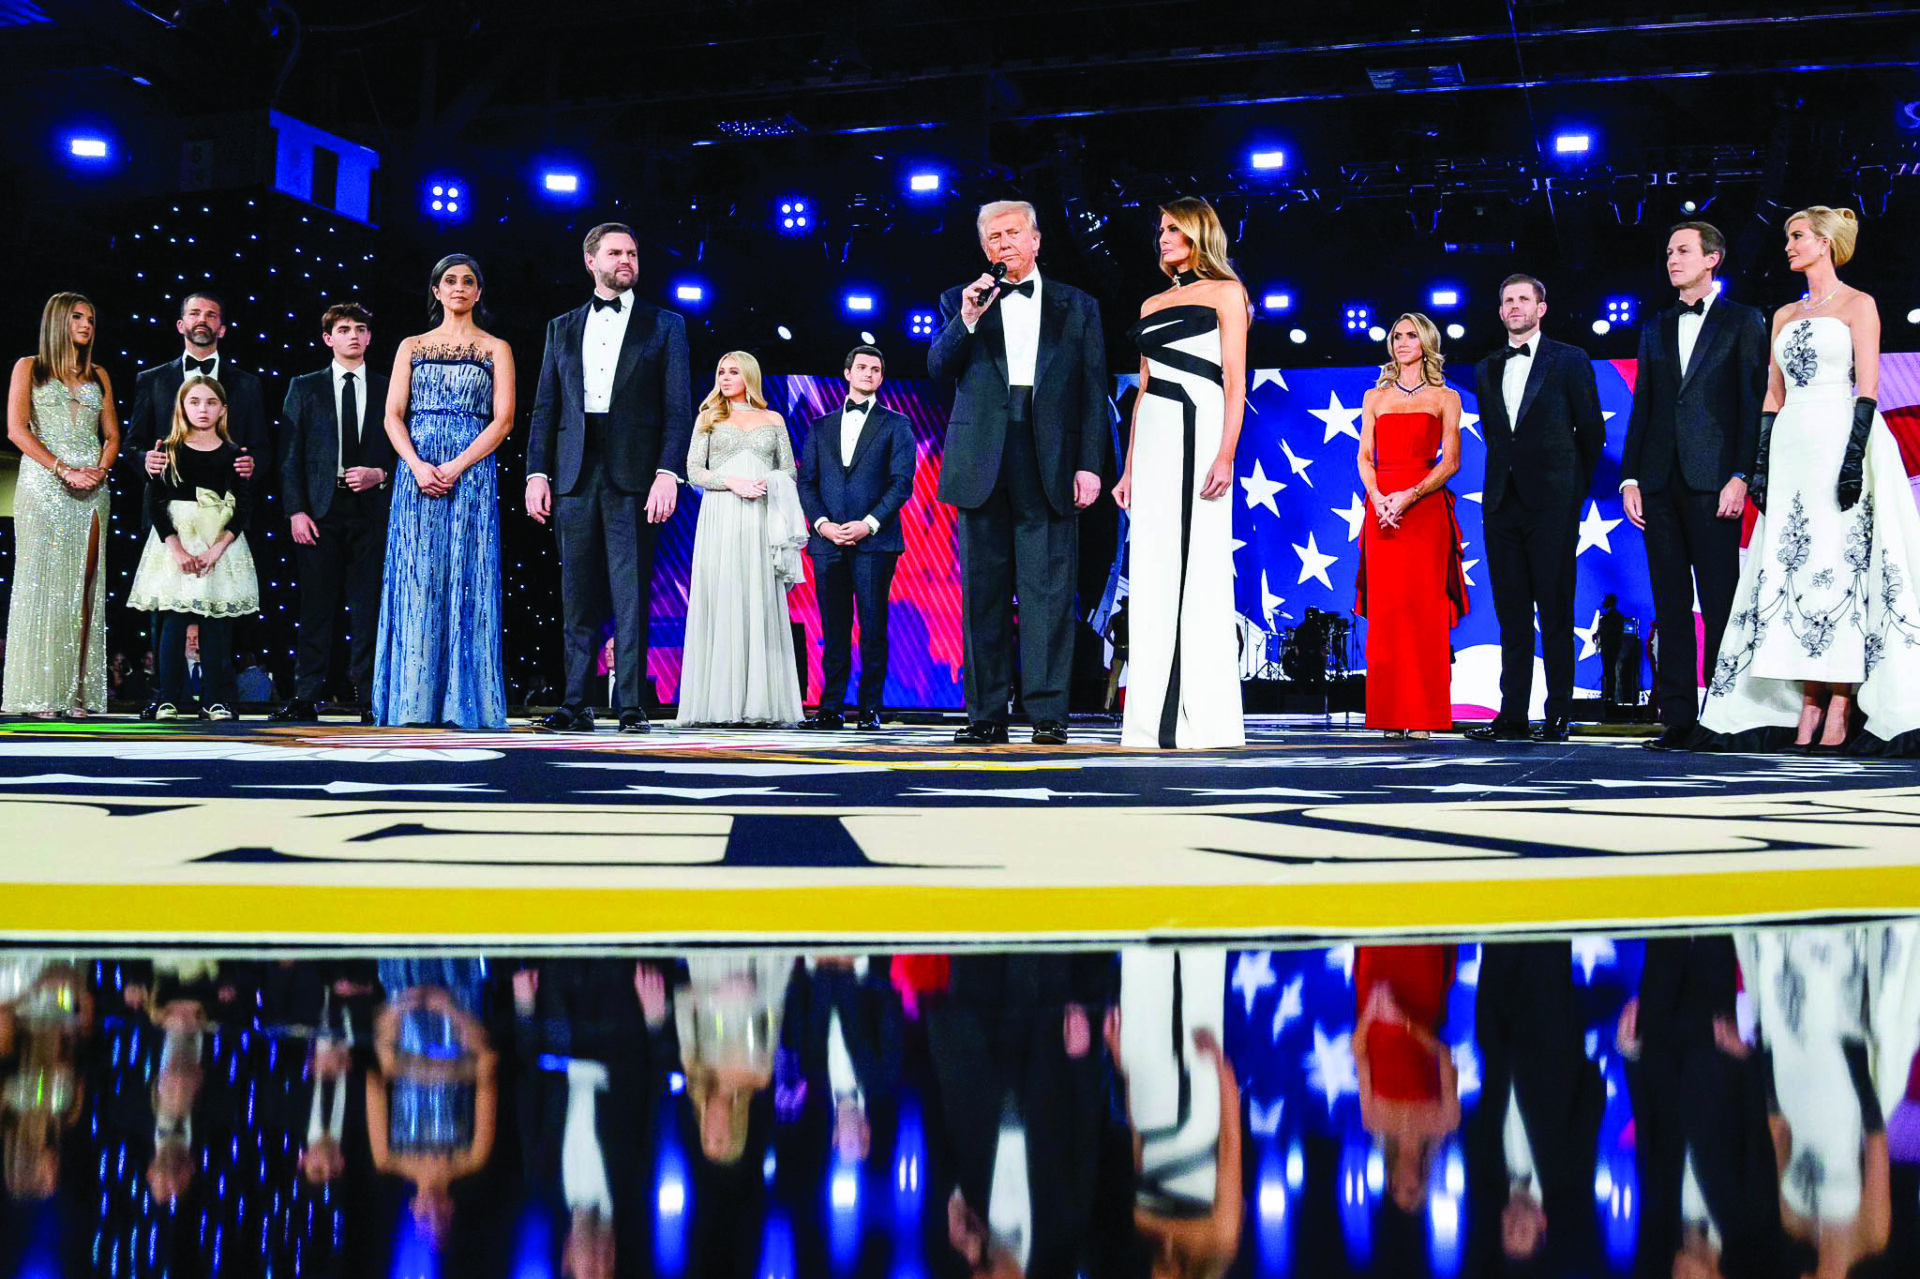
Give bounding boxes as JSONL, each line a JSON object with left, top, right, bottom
{"left": 3, "top": 294, "right": 119, "bottom": 717}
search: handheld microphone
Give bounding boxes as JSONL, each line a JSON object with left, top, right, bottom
{"left": 972, "top": 261, "right": 1009, "bottom": 307}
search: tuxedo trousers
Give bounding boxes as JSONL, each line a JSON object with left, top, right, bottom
{"left": 556, "top": 442, "right": 660, "bottom": 713}
{"left": 811, "top": 548, "right": 897, "bottom": 715}
{"left": 1484, "top": 489, "right": 1582, "bottom": 722}
{"left": 1640, "top": 483, "right": 1741, "bottom": 727}
{"left": 292, "top": 486, "right": 389, "bottom": 701}
{"left": 957, "top": 405, "right": 1077, "bottom": 725}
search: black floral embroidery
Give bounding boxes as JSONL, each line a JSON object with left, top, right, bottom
{"left": 1803, "top": 614, "right": 1835, "bottom": 658}
{"left": 1865, "top": 633, "right": 1885, "bottom": 677}
{"left": 1781, "top": 320, "right": 1818, "bottom": 387}
{"left": 1775, "top": 495, "right": 1811, "bottom": 574}
{"left": 1844, "top": 497, "right": 1874, "bottom": 572}
{"left": 1886, "top": 563, "right": 1906, "bottom": 612}
{"left": 1812, "top": 569, "right": 1834, "bottom": 590}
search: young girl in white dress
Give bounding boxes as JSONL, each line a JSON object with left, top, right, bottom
{"left": 675, "top": 351, "right": 807, "bottom": 725}
{"left": 126, "top": 375, "right": 260, "bottom": 721}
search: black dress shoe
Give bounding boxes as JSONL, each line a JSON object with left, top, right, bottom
{"left": 359, "top": 707, "right": 375, "bottom": 725}
{"left": 139, "top": 701, "right": 161, "bottom": 722}
{"left": 269, "top": 699, "right": 318, "bottom": 723}
{"left": 853, "top": 709, "right": 882, "bottom": 731}
{"left": 952, "top": 721, "right": 1010, "bottom": 745}
{"left": 1531, "top": 716, "right": 1572, "bottom": 743}
{"left": 1642, "top": 723, "right": 1695, "bottom": 751}
{"left": 805, "top": 711, "right": 845, "bottom": 730}
{"left": 1464, "top": 720, "right": 1531, "bottom": 742}
{"left": 618, "top": 709, "right": 651, "bottom": 734}
{"left": 1031, "top": 720, "right": 1069, "bottom": 746}
{"left": 534, "top": 707, "right": 596, "bottom": 733}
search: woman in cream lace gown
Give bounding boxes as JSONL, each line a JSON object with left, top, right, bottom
{"left": 3, "top": 293, "right": 119, "bottom": 718}
{"left": 675, "top": 351, "right": 807, "bottom": 725}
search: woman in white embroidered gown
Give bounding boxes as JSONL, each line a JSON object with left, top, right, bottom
{"left": 1698, "top": 206, "right": 1920, "bottom": 754}
{"left": 675, "top": 351, "right": 807, "bottom": 726}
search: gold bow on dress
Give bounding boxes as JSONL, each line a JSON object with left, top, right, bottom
{"left": 193, "top": 487, "right": 236, "bottom": 519}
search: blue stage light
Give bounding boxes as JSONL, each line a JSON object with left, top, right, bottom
{"left": 907, "top": 310, "right": 937, "bottom": 339}
{"left": 1553, "top": 132, "right": 1593, "bottom": 156}
{"left": 1343, "top": 303, "right": 1373, "bottom": 334}
{"left": 778, "top": 198, "right": 812, "bottom": 233}
{"left": 424, "top": 180, "right": 467, "bottom": 220}
{"left": 845, "top": 293, "right": 876, "bottom": 314}
{"left": 1428, "top": 287, "right": 1460, "bottom": 309}
{"left": 542, "top": 171, "right": 581, "bottom": 194}
{"left": 908, "top": 171, "right": 942, "bottom": 193}
{"left": 1261, "top": 292, "right": 1292, "bottom": 313}
{"left": 1605, "top": 297, "right": 1636, "bottom": 325}
{"left": 674, "top": 282, "right": 705, "bottom": 305}
{"left": 777, "top": 325, "right": 794, "bottom": 341}
{"left": 1250, "top": 149, "right": 1288, "bottom": 171}
{"left": 1289, "top": 328, "right": 1308, "bottom": 344}
{"left": 67, "top": 136, "right": 110, "bottom": 160}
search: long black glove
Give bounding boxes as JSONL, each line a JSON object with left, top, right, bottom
{"left": 1748, "top": 411, "right": 1777, "bottom": 514}
{"left": 1837, "top": 397, "right": 1877, "bottom": 512}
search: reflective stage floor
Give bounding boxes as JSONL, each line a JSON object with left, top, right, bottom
{"left": 5, "top": 718, "right": 1920, "bottom": 1277}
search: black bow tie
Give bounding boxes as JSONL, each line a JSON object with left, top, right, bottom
{"left": 590, "top": 295, "right": 623, "bottom": 313}
{"left": 1003, "top": 278, "right": 1036, "bottom": 299}
{"left": 1676, "top": 298, "right": 1707, "bottom": 317}
{"left": 844, "top": 399, "right": 871, "bottom": 416}
{"left": 1499, "top": 344, "right": 1531, "bottom": 361}
{"left": 184, "top": 356, "right": 214, "bottom": 374}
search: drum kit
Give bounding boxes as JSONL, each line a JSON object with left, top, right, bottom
{"left": 1259, "top": 607, "right": 1354, "bottom": 686}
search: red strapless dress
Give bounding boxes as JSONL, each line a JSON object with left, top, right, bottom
{"left": 1355, "top": 943, "right": 1457, "bottom": 1102}
{"left": 1355, "top": 412, "right": 1469, "bottom": 731}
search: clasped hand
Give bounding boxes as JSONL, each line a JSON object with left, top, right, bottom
{"left": 167, "top": 539, "right": 224, "bottom": 577}
{"left": 725, "top": 475, "right": 768, "bottom": 501}
{"left": 821, "top": 520, "right": 871, "bottom": 548}
{"left": 1373, "top": 488, "right": 1415, "bottom": 529}
{"left": 410, "top": 457, "right": 462, "bottom": 498}
{"left": 60, "top": 465, "right": 107, "bottom": 492}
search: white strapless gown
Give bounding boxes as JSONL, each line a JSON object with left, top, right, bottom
{"left": 1699, "top": 316, "right": 1920, "bottom": 750}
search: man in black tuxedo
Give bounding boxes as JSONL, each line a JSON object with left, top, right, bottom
{"left": 929, "top": 200, "right": 1110, "bottom": 746}
{"left": 129, "top": 291, "right": 270, "bottom": 719}
{"left": 272, "top": 302, "right": 393, "bottom": 723}
{"left": 1620, "top": 223, "right": 1769, "bottom": 750}
{"left": 1466, "top": 942, "right": 1607, "bottom": 1277}
{"left": 527, "top": 222, "right": 693, "bottom": 734}
{"left": 797, "top": 345, "right": 917, "bottom": 731}
{"left": 1467, "top": 275, "right": 1607, "bottom": 743}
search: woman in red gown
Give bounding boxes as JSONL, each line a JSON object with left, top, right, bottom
{"left": 1355, "top": 313, "right": 1469, "bottom": 738}
{"left": 1354, "top": 943, "right": 1460, "bottom": 1214}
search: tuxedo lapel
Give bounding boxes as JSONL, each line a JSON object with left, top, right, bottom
{"left": 315, "top": 373, "right": 341, "bottom": 444}
{"left": 1032, "top": 288, "right": 1070, "bottom": 388}
{"left": 611, "top": 305, "right": 654, "bottom": 397}
{"left": 982, "top": 305, "right": 1011, "bottom": 388}
{"left": 845, "top": 406, "right": 885, "bottom": 473}
{"left": 1661, "top": 309, "right": 1683, "bottom": 390}
{"left": 1514, "top": 341, "right": 1552, "bottom": 429}
{"left": 1677, "top": 302, "right": 1730, "bottom": 397}
{"left": 561, "top": 306, "right": 589, "bottom": 403}
{"left": 1483, "top": 358, "right": 1515, "bottom": 442}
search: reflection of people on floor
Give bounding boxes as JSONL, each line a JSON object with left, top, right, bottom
{"left": 675, "top": 953, "right": 792, "bottom": 1166}
{"left": 1735, "top": 927, "right": 1920, "bottom": 1279}
{"left": 258, "top": 960, "right": 380, "bottom": 1188}
{"left": 1617, "top": 936, "right": 1791, "bottom": 1279}
{"left": 368, "top": 958, "right": 498, "bottom": 1250}
{"left": 1109, "top": 948, "right": 1242, "bottom": 1279}
{"left": 928, "top": 954, "right": 1122, "bottom": 1278}
{"left": 1354, "top": 944, "right": 1459, "bottom": 1214}
{"left": 783, "top": 955, "right": 905, "bottom": 1164}
{"left": 0, "top": 958, "right": 93, "bottom": 1201}
{"left": 514, "top": 959, "right": 676, "bottom": 1279}
{"left": 1467, "top": 942, "right": 1605, "bottom": 1275}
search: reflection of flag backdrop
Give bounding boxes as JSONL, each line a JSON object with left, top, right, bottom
{"left": 1122, "top": 350, "right": 1920, "bottom": 718}
{"left": 646, "top": 375, "right": 965, "bottom": 708}
{"left": 640, "top": 356, "right": 1920, "bottom": 712}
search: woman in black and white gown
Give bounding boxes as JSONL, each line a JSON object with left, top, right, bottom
{"left": 1697, "top": 206, "right": 1920, "bottom": 754}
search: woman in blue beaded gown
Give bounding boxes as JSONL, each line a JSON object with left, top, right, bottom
{"left": 1111, "top": 198, "right": 1247, "bottom": 749}
{"left": 373, "top": 255, "right": 516, "bottom": 729}
{"left": 1698, "top": 207, "right": 1920, "bottom": 754}
{"left": 3, "top": 293, "right": 119, "bottom": 718}
{"left": 368, "top": 957, "right": 496, "bottom": 1251}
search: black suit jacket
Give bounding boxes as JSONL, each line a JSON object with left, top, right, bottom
{"left": 1475, "top": 336, "right": 1606, "bottom": 511}
{"left": 796, "top": 404, "right": 916, "bottom": 555}
{"left": 128, "top": 355, "right": 270, "bottom": 459}
{"left": 1620, "top": 297, "right": 1769, "bottom": 494}
{"left": 927, "top": 274, "right": 1110, "bottom": 514}
{"left": 527, "top": 299, "right": 693, "bottom": 494}
{"left": 279, "top": 366, "right": 395, "bottom": 521}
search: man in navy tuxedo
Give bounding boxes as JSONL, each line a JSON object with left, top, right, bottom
{"left": 1620, "top": 223, "right": 1769, "bottom": 749}
{"left": 1467, "top": 275, "right": 1607, "bottom": 744}
{"left": 797, "top": 346, "right": 916, "bottom": 730}
{"left": 526, "top": 222, "right": 693, "bottom": 734}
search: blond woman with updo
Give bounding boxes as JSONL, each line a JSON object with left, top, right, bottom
{"left": 1697, "top": 205, "right": 1920, "bottom": 755}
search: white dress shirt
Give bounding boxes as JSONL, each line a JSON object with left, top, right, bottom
{"left": 987, "top": 1104, "right": 1033, "bottom": 1271}
{"left": 1501, "top": 334, "right": 1539, "bottom": 430}
{"left": 1501, "top": 1083, "right": 1543, "bottom": 1203}
{"left": 582, "top": 291, "right": 633, "bottom": 414}
{"left": 331, "top": 361, "right": 366, "bottom": 478}
{"left": 1676, "top": 290, "right": 1714, "bottom": 377}
{"left": 561, "top": 1059, "right": 614, "bottom": 1216}
{"left": 814, "top": 397, "right": 884, "bottom": 537}
{"left": 182, "top": 351, "right": 220, "bottom": 382}
{"left": 999, "top": 268, "right": 1042, "bottom": 388}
